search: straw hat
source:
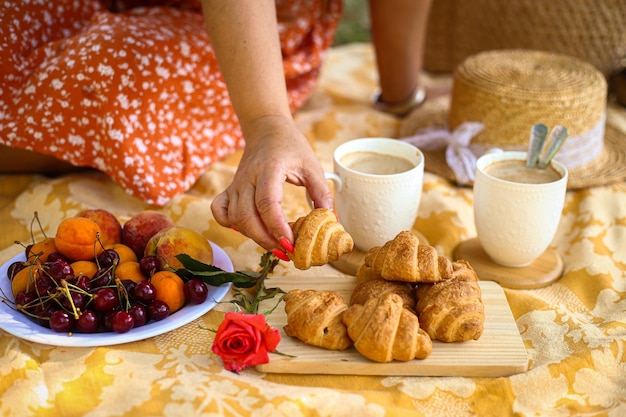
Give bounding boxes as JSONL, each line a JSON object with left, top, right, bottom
{"left": 400, "top": 49, "right": 626, "bottom": 189}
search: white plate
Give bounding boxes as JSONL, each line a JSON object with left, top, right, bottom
{"left": 0, "top": 242, "right": 233, "bottom": 347}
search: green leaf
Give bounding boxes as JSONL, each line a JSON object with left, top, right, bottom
{"left": 175, "top": 254, "right": 258, "bottom": 288}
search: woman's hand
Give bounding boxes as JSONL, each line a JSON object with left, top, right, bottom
{"left": 211, "top": 115, "right": 333, "bottom": 256}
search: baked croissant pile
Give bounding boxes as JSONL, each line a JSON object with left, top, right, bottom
{"left": 415, "top": 260, "right": 485, "bottom": 342}
{"left": 282, "top": 231, "right": 485, "bottom": 362}
{"left": 343, "top": 292, "right": 432, "bottom": 362}
{"left": 357, "top": 230, "right": 453, "bottom": 283}
{"left": 283, "top": 289, "right": 352, "bottom": 350}
{"left": 288, "top": 208, "right": 354, "bottom": 270}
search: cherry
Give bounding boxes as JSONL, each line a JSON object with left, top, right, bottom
{"left": 97, "top": 249, "right": 120, "bottom": 269}
{"left": 128, "top": 304, "right": 148, "bottom": 327}
{"left": 90, "top": 268, "right": 113, "bottom": 288}
{"left": 47, "top": 260, "right": 74, "bottom": 281}
{"left": 32, "top": 302, "right": 55, "bottom": 328}
{"left": 183, "top": 279, "right": 209, "bottom": 304}
{"left": 75, "top": 309, "right": 100, "bottom": 333}
{"left": 131, "top": 281, "right": 156, "bottom": 304}
{"left": 92, "top": 287, "right": 119, "bottom": 312}
{"left": 15, "top": 291, "right": 36, "bottom": 310}
{"left": 34, "top": 275, "right": 55, "bottom": 296}
{"left": 147, "top": 300, "right": 170, "bottom": 321}
{"left": 49, "top": 309, "right": 75, "bottom": 333}
{"left": 7, "top": 261, "right": 26, "bottom": 281}
{"left": 76, "top": 275, "right": 91, "bottom": 291}
{"left": 101, "top": 309, "right": 118, "bottom": 331}
{"left": 139, "top": 255, "right": 160, "bottom": 277}
{"left": 111, "top": 310, "right": 134, "bottom": 333}
{"left": 45, "top": 252, "right": 67, "bottom": 264}
{"left": 61, "top": 291, "right": 88, "bottom": 312}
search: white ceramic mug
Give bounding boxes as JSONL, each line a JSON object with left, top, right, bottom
{"left": 324, "top": 138, "right": 424, "bottom": 252}
{"left": 473, "top": 151, "right": 568, "bottom": 267}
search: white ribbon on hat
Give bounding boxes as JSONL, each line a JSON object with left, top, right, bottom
{"left": 401, "top": 122, "right": 484, "bottom": 185}
{"left": 401, "top": 114, "right": 606, "bottom": 184}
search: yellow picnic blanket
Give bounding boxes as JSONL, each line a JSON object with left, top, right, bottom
{"left": 1, "top": 44, "right": 625, "bottom": 417}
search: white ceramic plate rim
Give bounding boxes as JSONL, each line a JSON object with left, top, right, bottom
{"left": 0, "top": 242, "right": 233, "bottom": 347}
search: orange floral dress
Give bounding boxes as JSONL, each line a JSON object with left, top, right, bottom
{"left": 0, "top": 0, "right": 342, "bottom": 206}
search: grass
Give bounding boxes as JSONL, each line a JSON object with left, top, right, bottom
{"left": 334, "top": 0, "right": 371, "bottom": 45}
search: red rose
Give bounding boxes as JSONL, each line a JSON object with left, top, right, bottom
{"left": 211, "top": 311, "right": 281, "bottom": 373}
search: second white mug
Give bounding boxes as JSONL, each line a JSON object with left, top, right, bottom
{"left": 324, "top": 138, "right": 424, "bottom": 252}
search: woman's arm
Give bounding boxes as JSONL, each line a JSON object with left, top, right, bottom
{"left": 201, "top": 0, "right": 333, "bottom": 256}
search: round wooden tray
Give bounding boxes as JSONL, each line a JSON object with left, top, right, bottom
{"left": 452, "top": 238, "right": 563, "bottom": 289}
{"left": 331, "top": 230, "right": 430, "bottom": 276}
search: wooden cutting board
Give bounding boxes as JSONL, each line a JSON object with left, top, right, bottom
{"left": 256, "top": 276, "right": 528, "bottom": 377}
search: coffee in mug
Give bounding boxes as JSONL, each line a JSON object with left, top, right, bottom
{"left": 473, "top": 151, "right": 568, "bottom": 267}
{"left": 324, "top": 138, "right": 424, "bottom": 252}
{"left": 484, "top": 159, "right": 562, "bottom": 184}
{"left": 340, "top": 151, "right": 415, "bottom": 175}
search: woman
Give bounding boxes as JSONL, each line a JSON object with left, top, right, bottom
{"left": 0, "top": 0, "right": 431, "bottom": 259}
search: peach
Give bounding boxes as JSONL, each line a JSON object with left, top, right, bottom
{"left": 144, "top": 226, "right": 213, "bottom": 271}
{"left": 122, "top": 210, "right": 175, "bottom": 258}
{"left": 76, "top": 209, "right": 123, "bottom": 247}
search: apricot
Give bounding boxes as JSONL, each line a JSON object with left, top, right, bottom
{"left": 26, "top": 237, "right": 58, "bottom": 263}
{"left": 11, "top": 264, "right": 43, "bottom": 297}
{"left": 55, "top": 217, "right": 104, "bottom": 261}
{"left": 70, "top": 260, "right": 98, "bottom": 280}
{"left": 122, "top": 210, "right": 175, "bottom": 258}
{"left": 105, "top": 243, "right": 138, "bottom": 264}
{"left": 114, "top": 261, "right": 147, "bottom": 283}
{"left": 76, "top": 209, "right": 123, "bottom": 246}
{"left": 150, "top": 270, "right": 186, "bottom": 313}
{"left": 144, "top": 226, "right": 213, "bottom": 271}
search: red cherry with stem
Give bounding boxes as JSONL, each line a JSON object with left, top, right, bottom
{"left": 139, "top": 255, "right": 160, "bottom": 277}
{"left": 90, "top": 268, "right": 113, "bottom": 288}
{"left": 92, "top": 287, "right": 119, "bottom": 312}
{"left": 131, "top": 281, "right": 156, "bottom": 304}
{"left": 34, "top": 275, "right": 55, "bottom": 296}
{"left": 75, "top": 309, "right": 100, "bottom": 333}
{"left": 62, "top": 291, "right": 88, "bottom": 312}
{"left": 97, "top": 249, "right": 120, "bottom": 269}
{"left": 49, "top": 309, "right": 75, "bottom": 333}
{"left": 76, "top": 275, "right": 91, "bottom": 291}
{"left": 7, "top": 261, "right": 26, "bottom": 281}
{"left": 111, "top": 310, "right": 134, "bottom": 333}
{"left": 45, "top": 252, "right": 67, "bottom": 264}
{"left": 47, "top": 260, "right": 74, "bottom": 281}
{"left": 147, "top": 300, "right": 169, "bottom": 321}
{"left": 101, "top": 309, "right": 119, "bottom": 331}
{"left": 15, "top": 291, "right": 36, "bottom": 311}
{"left": 183, "top": 279, "right": 209, "bottom": 304}
{"left": 128, "top": 304, "right": 147, "bottom": 327}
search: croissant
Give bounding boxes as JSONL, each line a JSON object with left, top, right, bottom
{"left": 288, "top": 208, "right": 354, "bottom": 270}
{"left": 350, "top": 278, "right": 416, "bottom": 311}
{"left": 343, "top": 292, "right": 432, "bottom": 362}
{"left": 363, "top": 230, "right": 453, "bottom": 283}
{"left": 283, "top": 289, "right": 352, "bottom": 350}
{"left": 415, "top": 260, "right": 485, "bottom": 342}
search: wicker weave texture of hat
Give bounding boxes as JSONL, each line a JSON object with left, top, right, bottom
{"left": 449, "top": 49, "right": 606, "bottom": 147}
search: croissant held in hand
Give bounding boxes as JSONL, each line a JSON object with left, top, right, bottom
{"left": 283, "top": 289, "right": 352, "bottom": 351}
{"left": 288, "top": 208, "right": 354, "bottom": 270}
{"left": 343, "top": 292, "right": 432, "bottom": 362}
{"left": 415, "top": 260, "right": 485, "bottom": 342}
{"left": 363, "top": 230, "right": 453, "bottom": 283}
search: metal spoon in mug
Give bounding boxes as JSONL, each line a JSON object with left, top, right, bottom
{"left": 526, "top": 123, "right": 548, "bottom": 168}
{"left": 537, "top": 125, "right": 568, "bottom": 169}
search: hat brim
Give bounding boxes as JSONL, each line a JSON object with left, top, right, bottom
{"left": 400, "top": 96, "right": 626, "bottom": 189}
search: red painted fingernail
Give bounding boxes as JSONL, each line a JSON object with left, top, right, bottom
{"left": 272, "top": 249, "right": 290, "bottom": 262}
{"left": 231, "top": 227, "right": 238, "bottom": 232}
{"left": 279, "top": 237, "right": 294, "bottom": 253}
